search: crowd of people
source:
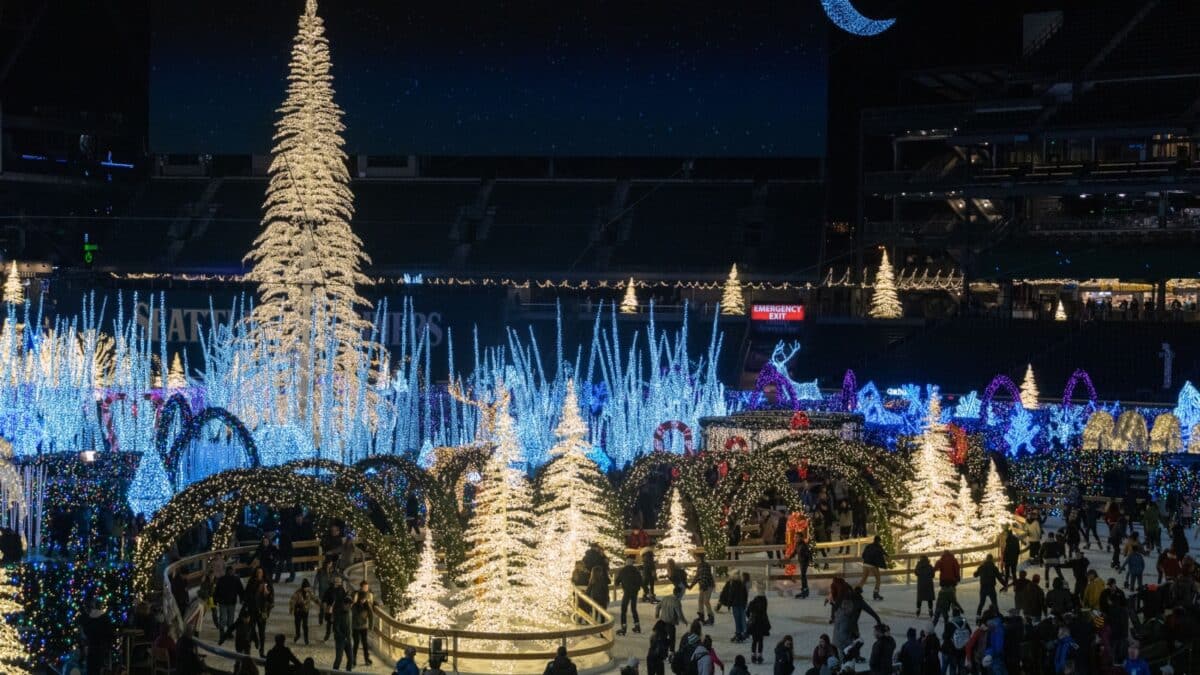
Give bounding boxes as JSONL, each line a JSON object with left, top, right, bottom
{"left": 555, "top": 489, "right": 1200, "bottom": 675}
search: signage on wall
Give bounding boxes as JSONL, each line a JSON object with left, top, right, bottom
{"left": 751, "top": 304, "right": 806, "bottom": 322}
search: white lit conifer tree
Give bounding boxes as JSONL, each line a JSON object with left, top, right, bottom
{"left": 0, "top": 579, "right": 30, "bottom": 674}
{"left": 1054, "top": 300, "right": 1066, "bottom": 321}
{"left": 721, "top": 264, "right": 745, "bottom": 316}
{"left": 455, "top": 395, "right": 540, "bottom": 631}
{"left": 978, "top": 459, "right": 1011, "bottom": 542}
{"left": 1020, "top": 364, "right": 1040, "bottom": 409}
{"left": 400, "top": 525, "right": 451, "bottom": 629}
{"left": 903, "top": 399, "right": 962, "bottom": 551}
{"left": 620, "top": 278, "right": 638, "bottom": 314}
{"left": 534, "top": 380, "right": 621, "bottom": 617}
{"left": 244, "top": 0, "right": 373, "bottom": 386}
{"left": 868, "top": 249, "right": 902, "bottom": 319}
{"left": 657, "top": 488, "right": 695, "bottom": 566}
{"left": 953, "top": 479, "right": 976, "bottom": 537}
{"left": 167, "top": 353, "right": 187, "bottom": 390}
{"left": 2, "top": 262, "right": 21, "bottom": 306}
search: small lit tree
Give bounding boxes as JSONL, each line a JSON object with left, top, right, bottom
{"left": 953, "top": 479, "right": 976, "bottom": 538}
{"left": 1019, "top": 364, "right": 1039, "bottom": 409}
{"left": 903, "top": 399, "right": 962, "bottom": 552}
{"left": 656, "top": 489, "right": 695, "bottom": 566}
{"left": 534, "top": 380, "right": 621, "bottom": 617}
{"left": 620, "top": 278, "right": 638, "bottom": 314}
{"left": 978, "top": 459, "right": 1011, "bottom": 542}
{"left": 455, "top": 395, "right": 540, "bottom": 631}
{"left": 399, "top": 525, "right": 451, "bottom": 629}
{"left": 2, "top": 262, "right": 21, "bottom": 306}
{"left": 721, "top": 264, "right": 745, "bottom": 316}
{"left": 167, "top": 353, "right": 188, "bottom": 390}
{"left": 1054, "top": 300, "right": 1066, "bottom": 321}
{"left": 868, "top": 249, "right": 902, "bottom": 319}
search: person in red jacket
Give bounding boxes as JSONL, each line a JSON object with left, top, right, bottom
{"left": 627, "top": 527, "right": 650, "bottom": 551}
{"left": 934, "top": 551, "right": 961, "bottom": 588}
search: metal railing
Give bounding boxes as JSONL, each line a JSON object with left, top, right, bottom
{"left": 159, "top": 540, "right": 357, "bottom": 675}
{"left": 357, "top": 559, "right": 615, "bottom": 675}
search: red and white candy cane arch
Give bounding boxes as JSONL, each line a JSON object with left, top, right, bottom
{"left": 653, "top": 420, "right": 695, "bottom": 455}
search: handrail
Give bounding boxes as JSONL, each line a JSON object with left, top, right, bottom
{"left": 160, "top": 540, "right": 357, "bottom": 675}
{"left": 356, "top": 554, "right": 614, "bottom": 674}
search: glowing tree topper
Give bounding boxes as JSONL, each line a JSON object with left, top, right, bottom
{"left": 721, "top": 264, "right": 745, "bottom": 316}
{"left": 399, "top": 525, "right": 452, "bottom": 630}
{"left": 2, "top": 262, "right": 21, "bottom": 306}
{"left": 868, "top": 248, "right": 902, "bottom": 319}
{"left": 657, "top": 488, "right": 696, "bottom": 567}
{"left": 620, "top": 278, "right": 638, "bottom": 314}
{"left": 454, "top": 393, "right": 541, "bottom": 631}
{"left": 243, "top": 0, "right": 375, "bottom": 389}
{"left": 1019, "top": 364, "right": 1040, "bottom": 410}
{"left": 533, "top": 379, "right": 622, "bottom": 618}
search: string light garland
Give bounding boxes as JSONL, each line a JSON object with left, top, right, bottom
{"left": 134, "top": 467, "right": 415, "bottom": 607}
{"left": 354, "top": 454, "right": 468, "bottom": 574}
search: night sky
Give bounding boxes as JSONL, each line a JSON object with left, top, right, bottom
{"left": 150, "top": 0, "right": 828, "bottom": 157}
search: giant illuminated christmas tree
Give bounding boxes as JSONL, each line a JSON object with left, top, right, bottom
{"left": 902, "top": 399, "right": 962, "bottom": 552}
{"left": 657, "top": 489, "right": 696, "bottom": 566}
{"left": 244, "top": 0, "right": 373, "bottom": 385}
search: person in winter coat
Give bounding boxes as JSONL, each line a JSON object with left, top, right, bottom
{"left": 868, "top": 624, "right": 895, "bottom": 675}
{"left": 728, "top": 655, "right": 751, "bottom": 675}
{"left": 859, "top": 536, "right": 887, "bottom": 601}
{"left": 934, "top": 550, "right": 961, "bottom": 588}
{"left": 646, "top": 620, "right": 671, "bottom": 675}
{"left": 920, "top": 630, "right": 940, "bottom": 675}
{"left": 1119, "top": 545, "right": 1145, "bottom": 591}
{"left": 973, "top": 554, "right": 1001, "bottom": 618}
{"left": 897, "top": 627, "right": 923, "bottom": 675}
{"left": 811, "top": 634, "right": 836, "bottom": 670}
{"left": 654, "top": 590, "right": 685, "bottom": 654}
{"left": 676, "top": 632, "right": 714, "bottom": 675}
{"left": 985, "top": 614, "right": 1006, "bottom": 675}
{"left": 330, "top": 592, "right": 353, "bottom": 671}
{"left": 244, "top": 573, "right": 273, "bottom": 657}
{"left": 197, "top": 568, "right": 218, "bottom": 630}
{"left": 931, "top": 584, "right": 961, "bottom": 627}
{"left": 940, "top": 610, "right": 969, "bottom": 675}
{"left": 1001, "top": 528, "right": 1021, "bottom": 590}
{"left": 640, "top": 548, "right": 658, "bottom": 602}
{"left": 1024, "top": 574, "right": 1046, "bottom": 620}
{"left": 1025, "top": 517, "right": 1043, "bottom": 561}
{"left": 289, "top": 579, "right": 315, "bottom": 645}
{"left": 627, "top": 527, "right": 651, "bottom": 551}
{"left": 587, "top": 565, "right": 610, "bottom": 610}
{"left": 1045, "top": 577, "right": 1076, "bottom": 617}
{"left": 772, "top": 635, "right": 794, "bottom": 675}
{"left": 616, "top": 557, "right": 643, "bottom": 635}
{"left": 1052, "top": 626, "right": 1077, "bottom": 674}
{"left": 761, "top": 510, "right": 782, "bottom": 559}
{"left": 664, "top": 559, "right": 687, "bottom": 594}
{"left": 232, "top": 611, "right": 256, "bottom": 656}
{"left": 1122, "top": 641, "right": 1151, "bottom": 675}
{"left": 1082, "top": 570, "right": 1105, "bottom": 609}
{"left": 915, "top": 555, "right": 935, "bottom": 617}
{"left": 795, "top": 532, "right": 814, "bottom": 599}
{"left": 264, "top": 634, "right": 302, "bottom": 675}
{"left": 689, "top": 552, "right": 716, "bottom": 625}
{"left": 726, "top": 572, "right": 750, "bottom": 642}
{"left": 701, "top": 635, "right": 724, "bottom": 674}
{"left": 393, "top": 646, "right": 420, "bottom": 675}
{"left": 543, "top": 645, "right": 580, "bottom": 675}
{"left": 215, "top": 566, "right": 244, "bottom": 643}
{"left": 1142, "top": 501, "right": 1161, "bottom": 553}
{"left": 350, "top": 589, "right": 373, "bottom": 666}
{"left": 312, "top": 560, "right": 334, "bottom": 627}
{"left": 746, "top": 585, "right": 771, "bottom": 665}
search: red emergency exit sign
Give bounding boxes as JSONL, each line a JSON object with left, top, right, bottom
{"left": 751, "top": 304, "right": 805, "bottom": 322}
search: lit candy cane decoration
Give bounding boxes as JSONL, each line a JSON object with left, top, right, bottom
{"left": 653, "top": 420, "right": 694, "bottom": 455}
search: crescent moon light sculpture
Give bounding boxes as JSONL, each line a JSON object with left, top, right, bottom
{"left": 821, "top": 0, "right": 896, "bottom": 36}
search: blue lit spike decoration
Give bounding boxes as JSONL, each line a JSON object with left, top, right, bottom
{"left": 820, "top": 0, "right": 896, "bottom": 36}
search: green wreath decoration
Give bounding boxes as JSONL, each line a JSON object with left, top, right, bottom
{"left": 354, "top": 455, "right": 468, "bottom": 574}
{"left": 134, "top": 467, "right": 416, "bottom": 608}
